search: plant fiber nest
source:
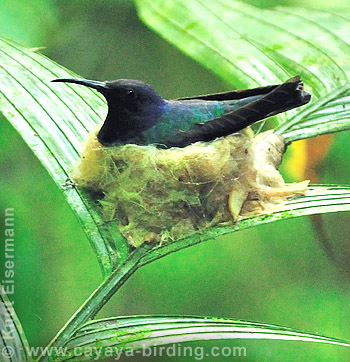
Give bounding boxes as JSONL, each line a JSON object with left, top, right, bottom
{"left": 73, "top": 128, "right": 308, "bottom": 247}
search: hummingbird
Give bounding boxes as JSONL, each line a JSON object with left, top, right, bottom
{"left": 52, "top": 76, "right": 311, "bottom": 148}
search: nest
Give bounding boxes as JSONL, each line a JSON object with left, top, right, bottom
{"left": 73, "top": 128, "right": 308, "bottom": 247}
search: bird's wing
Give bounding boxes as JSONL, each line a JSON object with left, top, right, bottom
{"left": 168, "top": 76, "right": 311, "bottom": 148}
{"left": 177, "top": 82, "right": 282, "bottom": 101}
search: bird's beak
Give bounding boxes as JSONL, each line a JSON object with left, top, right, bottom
{"left": 51, "top": 78, "right": 109, "bottom": 93}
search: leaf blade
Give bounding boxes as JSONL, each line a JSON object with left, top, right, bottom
{"left": 136, "top": 0, "right": 350, "bottom": 138}
{"left": 0, "top": 286, "right": 31, "bottom": 362}
{"left": 0, "top": 37, "right": 130, "bottom": 276}
{"left": 139, "top": 186, "right": 350, "bottom": 266}
{"left": 54, "top": 315, "right": 349, "bottom": 361}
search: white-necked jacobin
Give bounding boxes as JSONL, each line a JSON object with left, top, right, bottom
{"left": 52, "top": 76, "right": 311, "bottom": 148}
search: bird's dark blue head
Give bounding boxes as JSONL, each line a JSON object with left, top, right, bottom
{"left": 52, "top": 78, "right": 167, "bottom": 146}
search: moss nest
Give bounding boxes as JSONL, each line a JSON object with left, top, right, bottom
{"left": 73, "top": 127, "right": 308, "bottom": 247}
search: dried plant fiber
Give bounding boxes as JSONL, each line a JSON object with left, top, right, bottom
{"left": 73, "top": 127, "right": 308, "bottom": 247}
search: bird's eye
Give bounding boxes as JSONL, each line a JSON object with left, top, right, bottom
{"left": 124, "top": 89, "right": 136, "bottom": 101}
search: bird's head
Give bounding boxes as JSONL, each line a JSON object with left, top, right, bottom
{"left": 52, "top": 78, "right": 166, "bottom": 146}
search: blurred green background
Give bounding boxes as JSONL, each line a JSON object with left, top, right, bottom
{"left": 0, "top": 1, "right": 350, "bottom": 361}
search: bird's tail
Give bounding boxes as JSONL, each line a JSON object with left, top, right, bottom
{"left": 265, "top": 76, "right": 311, "bottom": 116}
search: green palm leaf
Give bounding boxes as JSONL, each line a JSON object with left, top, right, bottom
{"left": 0, "top": 37, "right": 129, "bottom": 277}
{"left": 277, "top": 84, "right": 350, "bottom": 142}
{"left": 136, "top": 0, "right": 350, "bottom": 138}
{"left": 1, "top": 36, "right": 350, "bottom": 275}
{"left": 2, "top": 1, "right": 350, "bottom": 357}
{"left": 52, "top": 316, "right": 349, "bottom": 361}
{"left": 0, "top": 287, "right": 31, "bottom": 362}
{"left": 140, "top": 185, "right": 350, "bottom": 265}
